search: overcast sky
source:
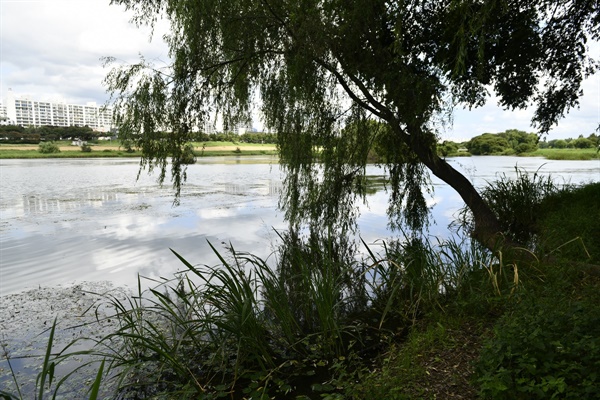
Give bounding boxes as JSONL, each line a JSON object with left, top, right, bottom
{"left": 1, "top": 0, "right": 598, "bottom": 141}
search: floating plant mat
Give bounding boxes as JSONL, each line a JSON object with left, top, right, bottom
{"left": 0, "top": 282, "right": 130, "bottom": 398}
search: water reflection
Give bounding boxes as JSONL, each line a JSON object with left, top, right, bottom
{"left": 0, "top": 157, "right": 289, "bottom": 295}
{"left": 19, "top": 191, "right": 121, "bottom": 215}
{"left": 0, "top": 156, "right": 598, "bottom": 295}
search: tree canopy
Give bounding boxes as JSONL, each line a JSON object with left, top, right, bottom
{"left": 467, "top": 129, "right": 538, "bottom": 155}
{"left": 105, "top": 0, "right": 599, "bottom": 251}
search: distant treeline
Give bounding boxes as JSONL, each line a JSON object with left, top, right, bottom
{"left": 0, "top": 125, "right": 102, "bottom": 143}
{"left": 438, "top": 129, "right": 599, "bottom": 156}
{"left": 0, "top": 125, "right": 277, "bottom": 145}
{"left": 193, "top": 131, "right": 277, "bottom": 144}
{"left": 3, "top": 124, "right": 597, "bottom": 153}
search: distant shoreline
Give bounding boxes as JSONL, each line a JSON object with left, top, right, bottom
{"left": 1, "top": 143, "right": 597, "bottom": 160}
{"left": 0, "top": 142, "right": 279, "bottom": 159}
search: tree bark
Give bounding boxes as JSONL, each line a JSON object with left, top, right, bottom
{"left": 415, "top": 143, "right": 505, "bottom": 248}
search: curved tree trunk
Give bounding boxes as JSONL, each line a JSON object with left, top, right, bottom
{"left": 413, "top": 141, "right": 600, "bottom": 276}
{"left": 395, "top": 124, "right": 532, "bottom": 261}
{"left": 415, "top": 144, "right": 506, "bottom": 249}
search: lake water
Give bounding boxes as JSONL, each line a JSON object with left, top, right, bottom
{"left": 1, "top": 155, "right": 599, "bottom": 296}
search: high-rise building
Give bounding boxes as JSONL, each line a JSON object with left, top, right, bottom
{"left": 3, "top": 90, "right": 114, "bottom": 132}
{"left": 224, "top": 121, "right": 249, "bottom": 135}
{"left": 0, "top": 102, "right": 9, "bottom": 125}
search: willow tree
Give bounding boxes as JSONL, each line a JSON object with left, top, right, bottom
{"left": 104, "top": 0, "right": 599, "bottom": 252}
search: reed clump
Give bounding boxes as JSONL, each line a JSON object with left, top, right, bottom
{"left": 70, "top": 231, "right": 499, "bottom": 399}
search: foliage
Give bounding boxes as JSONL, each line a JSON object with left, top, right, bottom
{"left": 467, "top": 130, "right": 538, "bottom": 155}
{"left": 475, "top": 296, "right": 600, "bottom": 399}
{"left": 536, "top": 182, "right": 600, "bottom": 263}
{"left": 472, "top": 181, "right": 600, "bottom": 399}
{"left": 573, "top": 136, "right": 594, "bottom": 149}
{"left": 546, "top": 133, "right": 599, "bottom": 149}
{"left": 104, "top": 0, "right": 599, "bottom": 244}
{"left": 437, "top": 140, "right": 460, "bottom": 157}
{"left": 239, "top": 132, "right": 278, "bottom": 144}
{"left": 547, "top": 139, "right": 567, "bottom": 149}
{"left": 467, "top": 133, "right": 512, "bottom": 155}
{"left": 70, "top": 230, "right": 495, "bottom": 399}
{"left": 81, "top": 143, "right": 93, "bottom": 152}
{"left": 150, "top": 131, "right": 278, "bottom": 144}
{"left": 499, "top": 129, "right": 539, "bottom": 154}
{"left": 38, "top": 142, "right": 61, "bottom": 154}
{"left": 180, "top": 143, "right": 195, "bottom": 164}
{"left": 0, "top": 131, "right": 41, "bottom": 144}
{"left": 0, "top": 125, "right": 99, "bottom": 143}
{"left": 0, "top": 124, "right": 25, "bottom": 134}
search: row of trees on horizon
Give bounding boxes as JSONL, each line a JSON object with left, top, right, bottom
{"left": 439, "top": 129, "right": 599, "bottom": 156}
{"left": 1, "top": 124, "right": 598, "bottom": 155}
{"left": 0, "top": 125, "right": 278, "bottom": 145}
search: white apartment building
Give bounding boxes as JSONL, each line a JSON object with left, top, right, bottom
{"left": 4, "top": 90, "right": 114, "bottom": 132}
{"left": 0, "top": 102, "right": 9, "bottom": 125}
{"left": 224, "top": 121, "right": 249, "bottom": 135}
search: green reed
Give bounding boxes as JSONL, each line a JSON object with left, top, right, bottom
{"left": 2, "top": 231, "right": 498, "bottom": 399}
{"left": 78, "top": 229, "right": 496, "bottom": 398}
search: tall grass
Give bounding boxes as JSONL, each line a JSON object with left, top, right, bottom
{"left": 66, "top": 230, "right": 500, "bottom": 399}
{"left": 531, "top": 148, "right": 599, "bottom": 160}
{"left": 454, "top": 166, "right": 564, "bottom": 247}
{"left": 0, "top": 232, "right": 522, "bottom": 398}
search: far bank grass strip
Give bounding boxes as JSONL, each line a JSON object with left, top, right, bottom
{"left": 2, "top": 144, "right": 596, "bottom": 160}
{"left": 529, "top": 148, "right": 599, "bottom": 160}
{"left": 0, "top": 143, "right": 278, "bottom": 159}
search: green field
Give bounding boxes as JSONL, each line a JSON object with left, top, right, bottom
{"left": 0, "top": 141, "right": 278, "bottom": 159}
{"left": 526, "top": 148, "right": 599, "bottom": 160}
{"left": 2, "top": 141, "right": 596, "bottom": 160}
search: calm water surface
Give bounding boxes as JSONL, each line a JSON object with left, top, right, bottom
{"left": 1, "top": 155, "right": 599, "bottom": 295}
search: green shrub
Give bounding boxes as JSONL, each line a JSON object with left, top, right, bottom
{"left": 81, "top": 143, "right": 92, "bottom": 152}
{"left": 38, "top": 142, "right": 61, "bottom": 154}
{"left": 537, "top": 182, "right": 600, "bottom": 263}
{"left": 475, "top": 297, "right": 600, "bottom": 399}
{"left": 181, "top": 143, "right": 195, "bottom": 163}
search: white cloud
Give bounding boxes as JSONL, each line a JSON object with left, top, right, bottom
{"left": 1, "top": 1, "right": 598, "bottom": 140}
{"left": 446, "top": 69, "right": 600, "bottom": 142}
{"left": 1, "top": 0, "right": 169, "bottom": 105}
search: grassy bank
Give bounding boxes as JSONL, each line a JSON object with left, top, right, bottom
{"left": 440, "top": 148, "right": 598, "bottom": 160}
{"left": 3, "top": 142, "right": 597, "bottom": 161}
{"left": 525, "top": 148, "right": 599, "bottom": 160}
{"left": 0, "top": 141, "right": 278, "bottom": 159}
{"left": 364, "top": 180, "right": 600, "bottom": 399}
{"left": 0, "top": 148, "right": 143, "bottom": 159}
